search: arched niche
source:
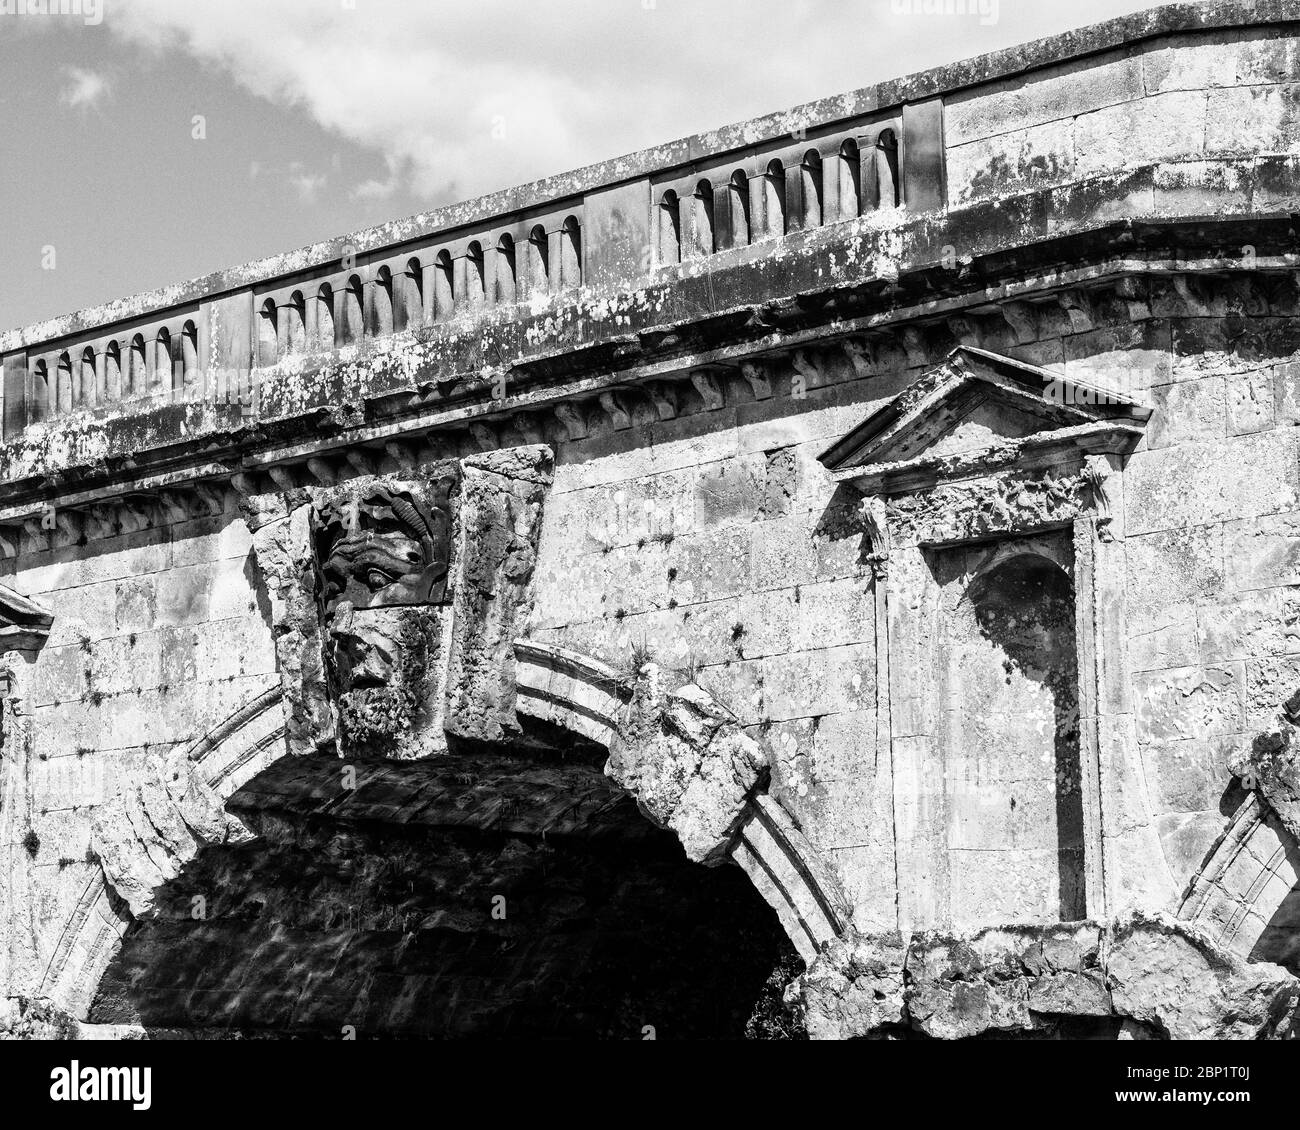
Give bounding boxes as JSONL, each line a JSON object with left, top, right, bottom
{"left": 819, "top": 346, "right": 1169, "bottom": 932}
{"left": 932, "top": 536, "right": 1085, "bottom": 927}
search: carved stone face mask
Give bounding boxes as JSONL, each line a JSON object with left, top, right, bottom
{"left": 312, "top": 485, "right": 452, "bottom": 759}
{"left": 327, "top": 602, "right": 436, "bottom": 759}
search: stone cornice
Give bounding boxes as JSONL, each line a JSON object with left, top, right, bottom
{"left": 0, "top": 209, "right": 1293, "bottom": 557}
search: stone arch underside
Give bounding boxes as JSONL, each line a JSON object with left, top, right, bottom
{"left": 47, "top": 641, "right": 837, "bottom": 1034}
{"left": 1178, "top": 793, "right": 1300, "bottom": 972}
{"left": 40, "top": 684, "right": 286, "bottom": 1018}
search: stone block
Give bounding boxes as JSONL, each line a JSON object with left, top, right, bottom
{"left": 1134, "top": 664, "right": 1245, "bottom": 745}
{"left": 1125, "top": 525, "right": 1224, "bottom": 618}
{"left": 1224, "top": 512, "right": 1300, "bottom": 592}
{"left": 947, "top": 117, "right": 1075, "bottom": 207}
{"left": 671, "top": 528, "right": 751, "bottom": 604}
{"left": 1144, "top": 733, "right": 1249, "bottom": 814}
{"left": 1206, "top": 84, "right": 1300, "bottom": 157}
{"left": 1074, "top": 90, "right": 1209, "bottom": 179}
{"left": 791, "top": 578, "right": 875, "bottom": 652}
{"left": 1197, "top": 587, "right": 1300, "bottom": 664}
{"left": 1227, "top": 368, "right": 1276, "bottom": 435}
{"left": 693, "top": 454, "right": 765, "bottom": 532}
{"left": 32, "top": 645, "right": 87, "bottom": 708}
{"left": 1124, "top": 432, "right": 1298, "bottom": 535}
{"left": 1142, "top": 35, "right": 1241, "bottom": 94}
{"left": 1236, "top": 35, "right": 1300, "bottom": 85}
{"left": 153, "top": 564, "right": 212, "bottom": 627}
{"left": 1246, "top": 654, "right": 1300, "bottom": 729}
{"left": 1144, "top": 376, "right": 1224, "bottom": 449}
{"left": 1128, "top": 604, "right": 1199, "bottom": 674}
{"left": 159, "top": 626, "right": 198, "bottom": 686}
{"left": 1063, "top": 319, "right": 1173, "bottom": 392}
{"left": 761, "top": 644, "right": 874, "bottom": 722}
{"left": 946, "top": 54, "right": 1144, "bottom": 146}
{"left": 749, "top": 514, "right": 818, "bottom": 592}
{"left": 1151, "top": 159, "right": 1253, "bottom": 218}
{"left": 42, "top": 582, "right": 118, "bottom": 648}
{"left": 811, "top": 710, "right": 878, "bottom": 783}
{"left": 1273, "top": 361, "right": 1300, "bottom": 425}
{"left": 114, "top": 576, "right": 157, "bottom": 634}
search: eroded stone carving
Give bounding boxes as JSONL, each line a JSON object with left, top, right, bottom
{"left": 606, "top": 667, "right": 767, "bottom": 865}
{"left": 246, "top": 445, "right": 553, "bottom": 761}
{"left": 312, "top": 480, "right": 453, "bottom": 760}
{"left": 886, "top": 467, "right": 1088, "bottom": 547}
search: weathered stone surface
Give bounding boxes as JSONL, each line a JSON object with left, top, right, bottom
{"left": 788, "top": 917, "right": 1300, "bottom": 1040}
{"left": 91, "top": 748, "right": 252, "bottom": 918}
{"left": 443, "top": 446, "right": 553, "bottom": 743}
{"left": 7, "top": 5, "right": 1300, "bottom": 1041}
{"left": 606, "top": 672, "right": 767, "bottom": 864}
{"left": 0, "top": 995, "right": 80, "bottom": 1040}
{"left": 1106, "top": 915, "right": 1300, "bottom": 1040}
{"left": 1230, "top": 723, "right": 1300, "bottom": 845}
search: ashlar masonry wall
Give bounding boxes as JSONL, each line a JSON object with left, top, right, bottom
{"left": 525, "top": 295, "right": 1300, "bottom": 944}
{"left": 0, "top": 492, "right": 276, "bottom": 999}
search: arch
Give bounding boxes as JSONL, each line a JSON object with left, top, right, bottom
{"left": 494, "top": 234, "right": 517, "bottom": 304}
{"left": 798, "top": 149, "right": 823, "bottom": 229}
{"left": 103, "top": 341, "right": 121, "bottom": 402}
{"left": 657, "top": 190, "right": 681, "bottom": 266}
{"left": 512, "top": 639, "right": 849, "bottom": 963}
{"left": 402, "top": 257, "right": 424, "bottom": 329}
{"left": 944, "top": 548, "right": 1085, "bottom": 924}
{"left": 433, "top": 251, "right": 454, "bottom": 321}
{"left": 341, "top": 275, "right": 365, "bottom": 344}
{"left": 690, "top": 179, "right": 715, "bottom": 257}
{"left": 38, "top": 685, "right": 287, "bottom": 1017}
{"left": 762, "top": 158, "right": 785, "bottom": 239}
{"left": 153, "top": 328, "right": 173, "bottom": 396}
{"left": 43, "top": 635, "right": 832, "bottom": 1029}
{"left": 1179, "top": 793, "right": 1300, "bottom": 968}
{"left": 719, "top": 169, "right": 750, "bottom": 250}
{"left": 873, "top": 127, "right": 901, "bottom": 210}
{"left": 837, "top": 138, "right": 861, "bottom": 219}
{"left": 371, "top": 268, "right": 394, "bottom": 337}
{"left": 181, "top": 321, "right": 199, "bottom": 393}
{"left": 527, "top": 224, "right": 550, "bottom": 298}
{"left": 128, "top": 335, "right": 148, "bottom": 396}
{"left": 30, "top": 359, "right": 50, "bottom": 422}
{"left": 285, "top": 292, "right": 307, "bottom": 355}
{"left": 56, "top": 352, "right": 74, "bottom": 411}
{"left": 559, "top": 216, "right": 581, "bottom": 288}
{"left": 465, "top": 241, "right": 486, "bottom": 311}
{"left": 257, "top": 300, "right": 278, "bottom": 367}
{"left": 314, "top": 284, "right": 336, "bottom": 350}
{"left": 79, "top": 347, "right": 97, "bottom": 409}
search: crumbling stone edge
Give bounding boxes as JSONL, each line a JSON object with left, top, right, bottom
{"left": 788, "top": 913, "right": 1300, "bottom": 1040}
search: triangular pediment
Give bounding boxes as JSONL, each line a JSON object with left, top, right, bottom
{"left": 818, "top": 347, "right": 1150, "bottom": 479}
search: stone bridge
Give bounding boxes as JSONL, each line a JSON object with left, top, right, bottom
{"left": 5, "top": 1, "right": 1300, "bottom": 1039}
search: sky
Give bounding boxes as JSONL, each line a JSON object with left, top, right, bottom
{"left": 0, "top": 0, "right": 1169, "bottom": 331}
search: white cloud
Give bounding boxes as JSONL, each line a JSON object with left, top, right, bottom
{"left": 98, "top": 0, "right": 1165, "bottom": 207}
{"left": 59, "top": 65, "right": 111, "bottom": 110}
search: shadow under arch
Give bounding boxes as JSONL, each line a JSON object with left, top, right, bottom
{"left": 87, "top": 747, "right": 787, "bottom": 1038}
{"left": 50, "top": 648, "right": 828, "bottom": 1037}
